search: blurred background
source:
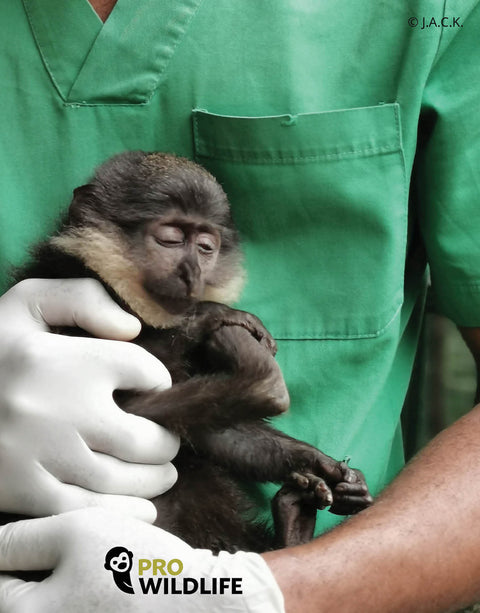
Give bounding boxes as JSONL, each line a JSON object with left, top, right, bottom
{"left": 402, "top": 301, "right": 477, "bottom": 461}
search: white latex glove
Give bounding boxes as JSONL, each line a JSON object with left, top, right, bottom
{"left": 0, "top": 509, "right": 284, "bottom": 613}
{"left": 0, "top": 278, "right": 179, "bottom": 522}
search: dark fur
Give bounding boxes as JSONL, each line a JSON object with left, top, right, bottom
{"left": 12, "top": 152, "right": 372, "bottom": 553}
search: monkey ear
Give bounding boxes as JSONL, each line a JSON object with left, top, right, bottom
{"left": 68, "top": 183, "right": 99, "bottom": 225}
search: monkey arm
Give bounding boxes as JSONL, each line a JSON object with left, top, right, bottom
{"left": 190, "top": 422, "right": 372, "bottom": 515}
{"left": 191, "top": 422, "right": 344, "bottom": 482}
{"left": 263, "top": 404, "right": 480, "bottom": 613}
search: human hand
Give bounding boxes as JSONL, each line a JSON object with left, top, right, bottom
{"left": 0, "top": 508, "right": 284, "bottom": 612}
{"left": 0, "top": 278, "right": 179, "bottom": 522}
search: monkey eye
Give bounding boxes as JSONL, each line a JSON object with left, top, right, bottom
{"left": 197, "top": 233, "right": 218, "bottom": 255}
{"left": 153, "top": 225, "right": 185, "bottom": 247}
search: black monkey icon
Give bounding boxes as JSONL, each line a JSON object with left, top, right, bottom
{"left": 104, "top": 546, "right": 135, "bottom": 594}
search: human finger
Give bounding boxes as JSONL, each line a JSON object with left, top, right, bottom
{"left": 43, "top": 447, "right": 178, "bottom": 498}
{"left": 51, "top": 484, "right": 158, "bottom": 523}
{"left": 3, "top": 464, "right": 158, "bottom": 523}
{"left": 0, "top": 574, "right": 35, "bottom": 612}
{"left": 15, "top": 278, "right": 142, "bottom": 340}
{"left": 87, "top": 338, "right": 172, "bottom": 392}
{"left": 83, "top": 408, "right": 180, "bottom": 464}
{"left": 0, "top": 516, "right": 60, "bottom": 572}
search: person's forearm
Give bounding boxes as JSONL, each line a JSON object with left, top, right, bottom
{"left": 263, "top": 403, "right": 480, "bottom": 613}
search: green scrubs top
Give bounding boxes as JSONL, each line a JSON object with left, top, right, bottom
{"left": 1, "top": 0, "right": 480, "bottom": 534}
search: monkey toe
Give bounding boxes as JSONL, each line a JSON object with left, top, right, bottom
{"left": 289, "top": 471, "right": 333, "bottom": 509}
{"left": 245, "top": 316, "right": 277, "bottom": 355}
{"left": 224, "top": 313, "right": 277, "bottom": 356}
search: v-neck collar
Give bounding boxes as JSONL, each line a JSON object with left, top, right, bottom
{"left": 23, "top": 0, "right": 204, "bottom": 105}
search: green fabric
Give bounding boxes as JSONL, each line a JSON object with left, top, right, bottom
{"left": 1, "top": 0, "right": 480, "bottom": 534}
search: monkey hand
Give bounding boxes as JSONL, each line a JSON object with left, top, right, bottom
{"left": 187, "top": 301, "right": 277, "bottom": 355}
{"left": 328, "top": 463, "right": 374, "bottom": 515}
{"left": 0, "top": 279, "right": 179, "bottom": 522}
{"left": 0, "top": 509, "right": 285, "bottom": 613}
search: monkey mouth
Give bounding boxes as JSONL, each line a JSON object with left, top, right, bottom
{"left": 144, "top": 277, "right": 198, "bottom": 314}
{"left": 152, "top": 293, "right": 197, "bottom": 314}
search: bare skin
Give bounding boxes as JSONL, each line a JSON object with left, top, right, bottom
{"left": 262, "top": 325, "right": 480, "bottom": 613}
{"left": 88, "top": 0, "right": 117, "bottom": 22}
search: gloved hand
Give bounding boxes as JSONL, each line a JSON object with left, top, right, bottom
{"left": 0, "top": 508, "right": 284, "bottom": 612}
{"left": 0, "top": 278, "right": 179, "bottom": 522}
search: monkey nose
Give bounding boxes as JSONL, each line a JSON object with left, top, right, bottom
{"left": 178, "top": 260, "right": 201, "bottom": 296}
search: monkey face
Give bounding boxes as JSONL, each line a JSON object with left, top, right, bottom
{"left": 139, "top": 214, "right": 222, "bottom": 313}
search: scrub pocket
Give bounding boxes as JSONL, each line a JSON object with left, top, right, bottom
{"left": 192, "top": 104, "right": 406, "bottom": 340}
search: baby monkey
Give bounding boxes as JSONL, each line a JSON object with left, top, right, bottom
{"left": 16, "top": 151, "right": 372, "bottom": 552}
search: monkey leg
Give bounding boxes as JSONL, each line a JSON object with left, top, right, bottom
{"left": 121, "top": 325, "right": 289, "bottom": 437}
{"left": 200, "top": 323, "right": 289, "bottom": 405}
{"left": 193, "top": 422, "right": 373, "bottom": 516}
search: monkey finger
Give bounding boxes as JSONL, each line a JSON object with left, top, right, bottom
{"left": 333, "top": 482, "right": 370, "bottom": 496}
{"left": 338, "top": 462, "right": 370, "bottom": 487}
{"left": 329, "top": 494, "right": 374, "bottom": 516}
{"left": 83, "top": 408, "right": 180, "bottom": 464}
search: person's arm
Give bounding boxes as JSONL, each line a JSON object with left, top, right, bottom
{"left": 0, "top": 278, "right": 179, "bottom": 520}
{"left": 3, "top": 402, "right": 480, "bottom": 612}
{"left": 263, "top": 397, "right": 480, "bottom": 612}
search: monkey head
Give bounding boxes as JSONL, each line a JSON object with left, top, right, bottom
{"left": 50, "top": 152, "right": 245, "bottom": 328}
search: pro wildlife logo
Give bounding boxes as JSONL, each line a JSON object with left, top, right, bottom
{"left": 103, "top": 548, "right": 243, "bottom": 596}
{"left": 104, "top": 546, "right": 135, "bottom": 594}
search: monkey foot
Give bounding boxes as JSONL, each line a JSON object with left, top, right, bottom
{"left": 286, "top": 461, "right": 373, "bottom": 516}
{"left": 188, "top": 302, "right": 277, "bottom": 355}
{"left": 271, "top": 484, "right": 318, "bottom": 547}
{"left": 288, "top": 470, "right": 334, "bottom": 510}
{"left": 218, "top": 311, "right": 277, "bottom": 356}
